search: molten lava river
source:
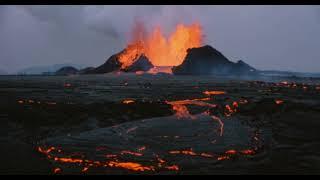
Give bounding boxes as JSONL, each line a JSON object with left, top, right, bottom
{"left": 37, "top": 89, "right": 271, "bottom": 175}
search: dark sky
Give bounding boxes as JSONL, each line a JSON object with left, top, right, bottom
{"left": 1, "top": 5, "right": 320, "bottom": 73}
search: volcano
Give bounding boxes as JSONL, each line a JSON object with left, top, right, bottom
{"left": 84, "top": 50, "right": 154, "bottom": 74}
{"left": 172, "top": 45, "right": 257, "bottom": 75}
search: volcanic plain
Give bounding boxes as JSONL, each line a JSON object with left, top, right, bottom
{"left": 1, "top": 74, "right": 320, "bottom": 175}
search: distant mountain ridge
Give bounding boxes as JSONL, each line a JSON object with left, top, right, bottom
{"left": 17, "top": 63, "right": 85, "bottom": 75}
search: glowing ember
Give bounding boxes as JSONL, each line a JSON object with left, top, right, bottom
{"left": 203, "top": 91, "right": 226, "bottom": 96}
{"left": 64, "top": 83, "right": 72, "bottom": 88}
{"left": 135, "top": 71, "right": 144, "bottom": 75}
{"left": 118, "top": 21, "right": 203, "bottom": 72}
{"left": 225, "top": 150, "right": 237, "bottom": 155}
{"left": 54, "top": 157, "right": 83, "bottom": 164}
{"left": 241, "top": 149, "right": 255, "bottom": 155}
{"left": 232, "top": 101, "right": 239, "bottom": 109}
{"left": 280, "top": 81, "right": 289, "bottom": 85}
{"left": 123, "top": 99, "right": 135, "bottom": 104}
{"left": 82, "top": 167, "right": 89, "bottom": 173}
{"left": 172, "top": 104, "right": 192, "bottom": 119}
{"left": 225, "top": 105, "right": 234, "bottom": 116}
{"left": 53, "top": 167, "right": 62, "bottom": 174}
{"left": 239, "top": 99, "right": 248, "bottom": 104}
{"left": 200, "top": 153, "right": 214, "bottom": 158}
{"left": 169, "top": 149, "right": 214, "bottom": 158}
{"left": 217, "top": 156, "right": 230, "bottom": 161}
{"left": 157, "top": 157, "right": 166, "bottom": 164}
{"left": 275, "top": 100, "right": 284, "bottom": 105}
{"left": 138, "top": 146, "right": 146, "bottom": 152}
{"left": 121, "top": 150, "right": 143, "bottom": 157}
{"left": 38, "top": 146, "right": 56, "bottom": 154}
{"left": 165, "top": 165, "right": 179, "bottom": 171}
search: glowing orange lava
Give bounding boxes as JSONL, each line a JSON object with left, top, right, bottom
{"left": 172, "top": 104, "right": 192, "bottom": 119}
{"left": 54, "top": 157, "right": 83, "bottom": 164}
{"left": 165, "top": 165, "right": 179, "bottom": 171}
{"left": 203, "top": 91, "right": 226, "bottom": 96}
{"left": 217, "top": 156, "right": 230, "bottom": 161}
{"left": 123, "top": 99, "right": 135, "bottom": 104}
{"left": 120, "top": 150, "right": 143, "bottom": 157}
{"left": 82, "top": 167, "right": 89, "bottom": 173}
{"left": 225, "top": 149, "right": 237, "bottom": 155}
{"left": 107, "top": 161, "right": 154, "bottom": 172}
{"left": 241, "top": 149, "right": 255, "bottom": 155}
{"left": 53, "top": 167, "right": 62, "bottom": 174}
{"left": 275, "top": 100, "right": 284, "bottom": 105}
{"left": 118, "top": 21, "right": 203, "bottom": 72}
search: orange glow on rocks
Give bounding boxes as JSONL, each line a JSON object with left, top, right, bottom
{"left": 165, "top": 165, "right": 179, "bottom": 171}
{"left": 122, "top": 99, "right": 135, "bottom": 104}
{"left": 53, "top": 167, "right": 62, "bottom": 174}
{"left": 120, "top": 150, "right": 143, "bottom": 157}
{"left": 275, "top": 100, "right": 284, "bottom": 105}
{"left": 107, "top": 161, "right": 154, "bottom": 172}
{"left": 225, "top": 149, "right": 237, "bottom": 155}
{"left": 203, "top": 91, "right": 226, "bottom": 96}
{"left": 241, "top": 149, "right": 255, "bottom": 155}
{"left": 54, "top": 157, "right": 83, "bottom": 164}
{"left": 217, "top": 156, "right": 230, "bottom": 161}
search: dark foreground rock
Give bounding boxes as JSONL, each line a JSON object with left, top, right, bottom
{"left": 0, "top": 138, "right": 52, "bottom": 175}
{"left": 1, "top": 75, "right": 320, "bottom": 174}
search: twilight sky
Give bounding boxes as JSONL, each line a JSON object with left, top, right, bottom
{"left": 0, "top": 5, "right": 320, "bottom": 73}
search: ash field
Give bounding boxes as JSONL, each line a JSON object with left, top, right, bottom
{"left": 1, "top": 73, "right": 320, "bottom": 175}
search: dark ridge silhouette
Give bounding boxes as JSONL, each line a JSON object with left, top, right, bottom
{"left": 85, "top": 53, "right": 122, "bottom": 74}
{"left": 55, "top": 66, "right": 79, "bottom": 76}
{"left": 172, "top": 45, "right": 257, "bottom": 76}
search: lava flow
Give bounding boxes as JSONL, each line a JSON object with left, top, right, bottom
{"left": 37, "top": 145, "right": 180, "bottom": 174}
{"left": 36, "top": 89, "right": 263, "bottom": 174}
{"left": 118, "top": 20, "right": 203, "bottom": 72}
